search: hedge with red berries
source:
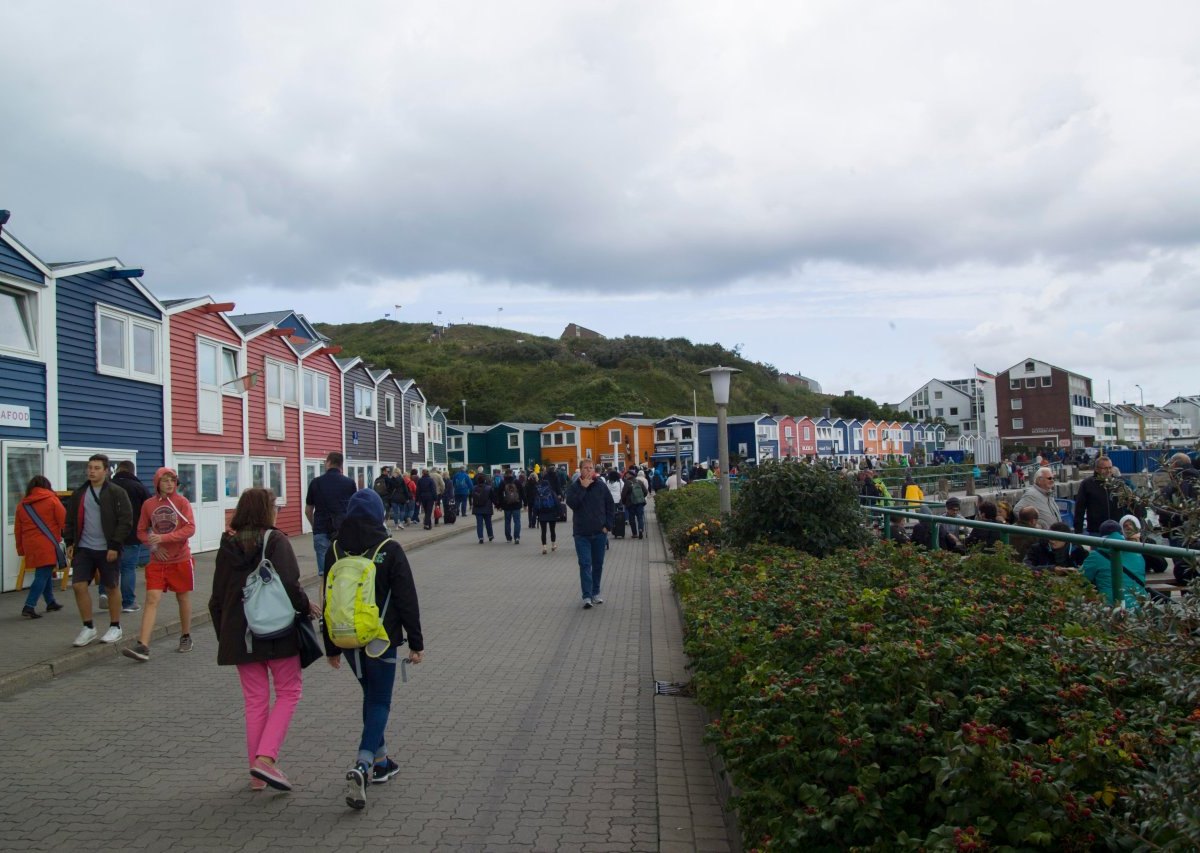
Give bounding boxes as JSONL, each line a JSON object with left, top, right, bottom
{"left": 674, "top": 542, "right": 1200, "bottom": 851}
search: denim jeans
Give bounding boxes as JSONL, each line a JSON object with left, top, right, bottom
{"left": 626, "top": 504, "right": 645, "bottom": 537}
{"left": 503, "top": 508, "right": 522, "bottom": 541}
{"left": 456, "top": 494, "right": 469, "bottom": 516}
{"left": 574, "top": 532, "right": 608, "bottom": 600}
{"left": 23, "top": 565, "right": 58, "bottom": 609}
{"left": 405, "top": 500, "right": 418, "bottom": 523}
{"left": 389, "top": 501, "right": 404, "bottom": 525}
{"left": 345, "top": 646, "right": 398, "bottom": 767}
{"left": 119, "top": 543, "right": 147, "bottom": 608}
{"left": 475, "top": 512, "right": 494, "bottom": 541}
{"left": 313, "top": 533, "right": 332, "bottom": 576}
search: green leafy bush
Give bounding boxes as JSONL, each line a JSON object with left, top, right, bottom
{"left": 656, "top": 484, "right": 722, "bottom": 555}
{"left": 676, "top": 543, "right": 1200, "bottom": 851}
{"left": 727, "top": 461, "right": 870, "bottom": 557}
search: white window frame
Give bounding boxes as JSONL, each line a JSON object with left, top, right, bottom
{"left": 250, "top": 457, "right": 286, "bottom": 505}
{"left": 1011, "top": 398, "right": 1023, "bottom": 410}
{"left": 409, "top": 402, "right": 425, "bottom": 453}
{"left": 264, "top": 358, "right": 296, "bottom": 440}
{"left": 385, "top": 395, "right": 396, "bottom": 427}
{"left": 1012, "top": 418, "right": 1024, "bottom": 430}
{"left": 302, "top": 369, "right": 330, "bottom": 415}
{"left": 196, "top": 337, "right": 240, "bottom": 435}
{"left": 448, "top": 435, "right": 464, "bottom": 452}
{"left": 354, "top": 384, "right": 375, "bottom": 420}
{"left": 1041, "top": 376, "right": 1052, "bottom": 387}
{"left": 0, "top": 279, "right": 39, "bottom": 357}
{"left": 508, "top": 433, "right": 520, "bottom": 449}
{"left": 96, "top": 304, "right": 162, "bottom": 383}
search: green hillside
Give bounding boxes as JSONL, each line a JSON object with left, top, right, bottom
{"left": 315, "top": 320, "right": 901, "bottom": 426}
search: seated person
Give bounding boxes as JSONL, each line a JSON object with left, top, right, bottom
{"left": 1080, "top": 519, "right": 1147, "bottom": 609}
{"left": 964, "top": 501, "right": 1004, "bottom": 551}
{"left": 911, "top": 507, "right": 962, "bottom": 553}
{"left": 1024, "top": 521, "right": 1086, "bottom": 572}
{"left": 1119, "top": 514, "right": 1168, "bottom": 574}
{"left": 1009, "top": 506, "right": 1045, "bottom": 560}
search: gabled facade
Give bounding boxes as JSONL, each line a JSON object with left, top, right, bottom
{"left": 996, "top": 357, "right": 1096, "bottom": 449}
{"left": 373, "top": 371, "right": 405, "bottom": 471}
{"left": 337, "top": 357, "right": 380, "bottom": 487}
{"left": 596, "top": 416, "right": 656, "bottom": 471}
{"left": 776, "top": 415, "right": 798, "bottom": 458}
{"left": 814, "top": 418, "right": 836, "bottom": 458}
{"left": 649, "top": 416, "right": 697, "bottom": 473}
{"left": 486, "top": 422, "right": 543, "bottom": 471}
{"left": 165, "top": 297, "right": 247, "bottom": 551}
{"left": 795, "top": 416, "right": 818, "bottom": 457}
{"left": 297, "top": 339, "right": 344, "bottom": 526}
{"left": 54, "top": 258, "right": 168, "bottom": 501}
{"left": 425, "top": 406, "right": 448, "bottom": 468}
{"left": 0, "top": 221, "right": 55, "bottom": 591}
{"left": 229, "top": 313, "right": 305, "bottom": 535}
{"left": 395, "top": 378, "right": 427, "bottom": 473}
{"left": 1165, "top": 395, "right": 1200, "bottom": 439}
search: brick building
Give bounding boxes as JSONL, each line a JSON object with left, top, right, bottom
{"left": 996, "top": 357, "right": 1096, "bottom": 450}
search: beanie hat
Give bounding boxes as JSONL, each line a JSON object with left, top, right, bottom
{"left": 346, "top": 488, "right": 385, "bottom": 524}
{"left": 945, "top": 497, "right": 961, "bottom": 508}
{"left": 1098, "top": 519, "right": 1122, "bottom": 536}
{"left": 1118, "top": 514, "right": 1141, "bottom": 531}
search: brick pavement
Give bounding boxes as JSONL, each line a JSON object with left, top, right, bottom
{"left": 0, "top": 503, "right": 736, "bottom": 852}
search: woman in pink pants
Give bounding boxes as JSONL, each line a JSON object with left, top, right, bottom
{"left": 209, "top": 488, "right": 318, "bottom": 791}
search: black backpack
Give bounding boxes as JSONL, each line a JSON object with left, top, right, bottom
{"left": 503, "top": 480, "right": 520, "bottom": 507}
{"left": 472, "top": 483, "right": 490, "bottom": 509}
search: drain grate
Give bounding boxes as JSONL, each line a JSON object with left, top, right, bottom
{"left": 654, "top": 680, "right": 693, "bottom": 696}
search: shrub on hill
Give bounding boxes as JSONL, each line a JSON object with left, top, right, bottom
{"left": 728, "top": 461, "right": 870, "bottom": 557}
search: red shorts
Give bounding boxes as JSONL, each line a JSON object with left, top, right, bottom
{"left": 145, "top": 559, "right": 195, "bottom": 593}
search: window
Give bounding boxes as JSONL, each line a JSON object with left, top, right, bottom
{"left": 385, "top": 395, "right": 396, "bottom": 427}
{"left": 933, "top": 390, "right": 942, "bottom": 399}
{"left": 96, "top": 306, "right": 161, "bottom": 382}
{"left": 1011, "top": 398, "right": 1023, "bottom": 410}
{"left": 1041, "top": 376, "right": 1052, "bottom": 387}
{"left": 608, "top": 428, "right": 622, "bottom": 443}
{"left": 302, "top": 370, "right": 329, "bottom": 414}
{"left": 784, "top": 426, "right": 794, "bottom": 438}
{"left": 935, "top": 408, "right": 943, "bottom": 416}
{"left": 0, "top": 283, "right": 37, "bottom": 355}
{"left": 565, "top": 432, "right": 577, "bottom": 446}
{"left": 448, "top": 435, "right": 464, "bottom": 451}
{"left": 1010, "top": 379, "right": 1020, "bottom": 390}
{"left": 949, "top": 407, "right": 958, "bottom": 416}
{"left": 1025, "top": 361, "right": 1035, "bottom": 372}
{"left": 803, "top": 427, "right": 812, "bottom": 440}
{"left": 354, "top": 385, "right": 374, "bottom": 419}
{"left": 1012, "top": 418, "right": 1024, "bottom": 429}
{"left": 868, "top": 428, "right": 877, "bottom": 440}
{"left": 508, "top": 433, "right": 520, "bottom": 449}
{"left": 409, "top": 402, "right": 425, "bottom": 452}
{"left": 1025, "top": 378, "right": 1036, "bottom": 388}
{"left": 197, "top": 339, "right": 239, "bottom": 434}
{"left": 265, "top": 359, "right": 297, "bottom": 439}
{"left": 224, "top": 460, "right": 240, "bottom": 498}
{"left": 251, "top": 459, "right": 285, "bottom": 503}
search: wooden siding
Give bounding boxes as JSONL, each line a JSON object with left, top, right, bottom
{"left": 401, "top": 385, "right": 426, "bottom": 471}
{"left": 56, "top": 270, "right": 164, "bottom": 474}
{"left": 301, "top": 354, "right": 342, "bottom": 462}
{"left": 245, "top": 334, "right": 303, "bottom": 536}
{"left": 169, "top": 307, "right": 243, "bottom": 455}
{"left": 342, "top": 364, "right": 378, "bottom": 463}
{"left": 0, "top": 354, "right": 47, "bottom": 439}
{"left": 0, "top": 239, "right": 43, "bottom": 284}
{"left": 377, "top": 381, "right": 406, "bottom": 467}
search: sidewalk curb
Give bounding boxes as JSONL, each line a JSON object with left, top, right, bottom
{"left": 0, "top": 524, "right": 464, "bottom": 699}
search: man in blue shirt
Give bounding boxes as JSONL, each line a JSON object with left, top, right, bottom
{"left": 305, "top": 452, "right": 357, "bottom": 582}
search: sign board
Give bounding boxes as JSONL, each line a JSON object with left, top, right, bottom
{"left": 1058, "top": 439, "right": 1071, "bottom": 447}
{"left": 351, "top": 430, "right": 359, "bottom": 445}
{"left": 0, "top": 404, "right": 32, "bottom": 428}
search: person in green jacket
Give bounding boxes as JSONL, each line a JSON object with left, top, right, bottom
{"left": 1080, "top": 519, "right": 1146, "bottom": 610}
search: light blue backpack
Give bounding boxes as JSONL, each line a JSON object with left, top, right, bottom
{"left": 242, "top": 530, "right": 296, "bottom": 652}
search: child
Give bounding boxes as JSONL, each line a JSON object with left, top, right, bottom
{"left": 123, "top": 468, "right": 196, "bottom": 661}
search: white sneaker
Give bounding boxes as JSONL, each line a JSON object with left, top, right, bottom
{"left": 100, "top": 625, "right": 123, "bottom": 644}
{"left": 73, "top": 626, "right": 98, "bottom": 647}
{"left": 582, "top": 598, "right": 593, "bottom": 609}
{"left": 592, "top": 595, "right": 605, "bottom": 605}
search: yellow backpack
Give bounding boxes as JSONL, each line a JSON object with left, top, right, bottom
{"left": 323, "top": 540, "right": 391, "bottom": 657}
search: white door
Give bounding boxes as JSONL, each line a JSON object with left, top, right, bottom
{"left": 174, "top": 461, "right": 221, "bottom": 552}
{"left": 302, "top": 461, "right": 322, "bottom": 533}
{"left": 2, "top": 443, "right": 47, "bottom": 592}
{"left": 346, "top": 462, "right": 375, "bottom": 490}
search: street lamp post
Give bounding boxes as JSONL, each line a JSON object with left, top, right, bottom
{"left": 461, "top": 399, "right": 467, "bottom": 425}
{"left": 701, "top": 366, "right": 742, "bottom": 514}
{"left": 673, "top": 425, "right": 682, "bottom": 489}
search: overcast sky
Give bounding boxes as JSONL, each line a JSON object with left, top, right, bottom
{"left": 2, "top": 1, "right": 1197, "bottom": 408}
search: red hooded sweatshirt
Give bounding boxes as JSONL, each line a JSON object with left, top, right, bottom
{"left": 15, "top": 487, "right": 67, "bottom": 569}
{"left": 137, "top": 467, "right": 196, "bottom": 564}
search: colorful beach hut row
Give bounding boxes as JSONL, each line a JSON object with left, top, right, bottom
{"left": 445, "top": 413, "right": 947, "bottom": 476}
{"left": 0, "top": 215, "right": 446, "bottom": 589}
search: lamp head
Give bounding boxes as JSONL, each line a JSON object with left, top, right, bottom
{"left": 700, "top": 365, "right": 742, "bottom": 406}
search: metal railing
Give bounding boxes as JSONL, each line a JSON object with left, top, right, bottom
{"left": 863, "top": 504, "right": 1200, "bottom": 607}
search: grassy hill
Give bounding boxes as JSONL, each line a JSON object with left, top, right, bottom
{"left": 315, "top": 320, "right": 901, "bottom": 426}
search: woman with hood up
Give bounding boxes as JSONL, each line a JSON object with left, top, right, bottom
{"left": 1080, "top": 518, "right": 1147, "bottom": 610}
{"left": 15, "top": 475, "right": 66, "bottom": 618}
{"left": 208, "top": 488, "right": 316, "bottom": 792}
{"left": 123, "top": 467, "right": 197, "bottom": 661}
{"left": 323, "top": 488, "right": 424, "bottom": 811}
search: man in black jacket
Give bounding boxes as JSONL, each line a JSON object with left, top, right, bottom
{"left": 565, "top": 459, "right": 614, "bottom": 608}
{"left": 111, "top": 460, "right": 149, "bottom": 613}
{"left": 1074, "top": 457, "right": 1134, "bottom": 535}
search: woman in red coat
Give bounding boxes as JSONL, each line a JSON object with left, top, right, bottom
{"left": 15, "top": 476, "right": 66, "bottom": 618}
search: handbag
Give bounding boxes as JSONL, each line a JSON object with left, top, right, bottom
{"left": 434, "top": 503, "right": 443, "bottom": 521}
{"left": 22, "top": 503, "right": 68, "bottom": 569}
{"left": 295, "top": 615, "right": 323, "bottom": 669}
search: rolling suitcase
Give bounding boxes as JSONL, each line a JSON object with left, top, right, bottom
{"left": 613, "top": 505, "right": 626, "bottom": 538}
{"left": 444, "top": 501, "right": 457, "bottom": 525}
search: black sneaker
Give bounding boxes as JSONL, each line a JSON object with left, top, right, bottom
{"left": 122, "top": 642, "right": 151, "bottom": 662}
{"left": 45, "top": 601, "right": 64, "bottom": 612}
{"left": 21, "top": 606, "right": 41, "bottom": 619}
{"left": 371, "top": 758, "right": 400, "bottom": 784}
{"left": 346, "top": 764, "right": 368, "bottom": 809}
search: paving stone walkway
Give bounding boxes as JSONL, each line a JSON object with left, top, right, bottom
{"left": 0, "top": 504, "right": 736, "bottom": 852}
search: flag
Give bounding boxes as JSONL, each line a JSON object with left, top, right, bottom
{"left": 287, "top": 334, "right": 311, "bottom": 347}
{"left": 222, "top": 371, "right": 259, "bottom": 393}
{"left": 975, "top": 366, "right": 995, "bottom": 380}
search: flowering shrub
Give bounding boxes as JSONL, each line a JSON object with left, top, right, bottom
{"left": 675, "top": 542, "right": 1200, "bottom": 850}
{"left": 656, "top": 483, "right": 722, "bottom": 555}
